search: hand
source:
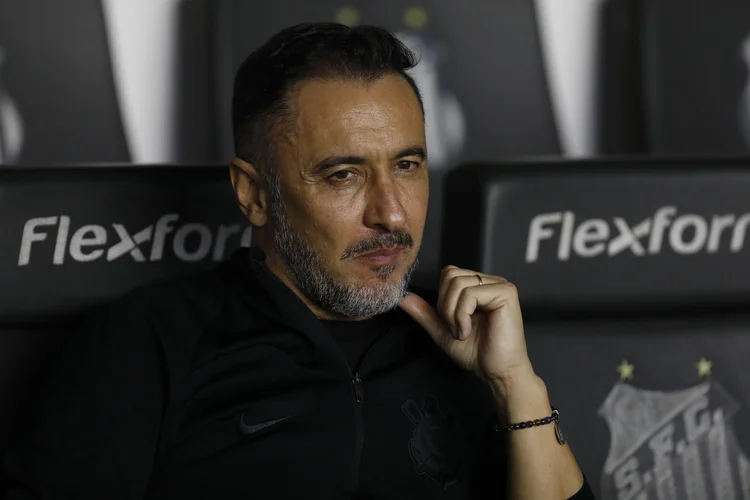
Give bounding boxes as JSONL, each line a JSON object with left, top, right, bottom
{"left": 399, "top": 266, "right": 534, "bottom": 387}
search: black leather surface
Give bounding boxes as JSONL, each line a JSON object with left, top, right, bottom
{"left": 0, "top": 0, "right": 130, "bottom": 164}
{"left": 0, "top": 166, "right": 249, "bottom": 323}
{"left": 443, "top": 157, "right": 750, "bottom": 314}
{"left": 599, "top": 0, "right": 750, "bottom": 155}
{"left": 597, "top": 0, "right": 647, "bottom": 154}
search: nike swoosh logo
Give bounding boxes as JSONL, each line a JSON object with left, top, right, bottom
{"left": 237, "top": 414, "right": 294, "bottom": 436}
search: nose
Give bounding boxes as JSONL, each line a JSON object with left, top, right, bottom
{"left": 363, "top": 174, "right": 407, "bottom": 233}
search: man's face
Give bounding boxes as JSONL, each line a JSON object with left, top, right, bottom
{"left": 268, "top": 74, "right": 428, "bottom": 318}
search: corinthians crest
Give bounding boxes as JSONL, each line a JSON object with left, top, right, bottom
{"left": 600, "top": 381, "right": 750, "bottom": 500}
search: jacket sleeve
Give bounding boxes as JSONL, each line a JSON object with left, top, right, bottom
{"left": 568, "top": 475, "right": 598, "bottom": 499}
{"left": 471, "top": 419, "right": 598, "bottom": 500}
{"left": 2, "top": 294, "right": 168, "bottom": 500}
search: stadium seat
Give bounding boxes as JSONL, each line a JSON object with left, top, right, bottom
{"left": 443, "top": 158, "right": 750, "bottom": 498}
{"left": 0, "top": 165, "right": 249, "bottom": 454}
{"left": 0, "top": 0, "right": 131, "bottom": 164}
{"left": 529, "top": 313, "right": 750, "bottom": 500}
{"left": 206, "top": 0, "right": 561, "bottom": 288}
{"left": 599, "top": 0, "right": 750, "bottom": 155}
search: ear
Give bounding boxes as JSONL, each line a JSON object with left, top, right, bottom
{"left": 229, "top": 158, "right": 269, "bottom": 227}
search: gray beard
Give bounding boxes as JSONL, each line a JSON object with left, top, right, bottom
{"left": 267, "top": 174, "right": 417, "bottom": 318}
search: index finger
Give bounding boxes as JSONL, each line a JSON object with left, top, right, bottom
{"left": 398, "top": 293, "right": 451, "bottom": 343}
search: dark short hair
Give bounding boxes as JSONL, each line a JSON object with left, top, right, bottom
{"left": 232, "top": 23, "right": 423, "bottom": 175}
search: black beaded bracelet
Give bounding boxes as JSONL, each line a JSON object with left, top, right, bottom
{"left": 506, "top": 407, "right": 559, "bottom": 431}
{"left": 494, "top": 407, "right": 566, "bottom": 445}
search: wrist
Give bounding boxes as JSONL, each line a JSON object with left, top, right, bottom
{"left": 488, "top": 368, "right": 551, "bottom": 423}
{"left": 486, "top": 363, "right": 540, "bottom": 398}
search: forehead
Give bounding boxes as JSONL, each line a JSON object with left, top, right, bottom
{"left": 288, "top": 75, "right": 425, "bottom": 157}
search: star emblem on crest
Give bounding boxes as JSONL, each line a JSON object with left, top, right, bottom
{"left": 696, "top": 357, "right": 712, "bottom": 377}
{"left": 403, "top": 6, "right": 429, "bottom": 30}
{"left": 334, "top": 6, "right": 360, "bottom": 26}
{"left": 617, "top": 360, "right": 634, "bottom": 380}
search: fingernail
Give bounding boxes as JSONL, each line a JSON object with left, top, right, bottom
{"left": 451, "top": 326, "right": 459, "bottom": 340}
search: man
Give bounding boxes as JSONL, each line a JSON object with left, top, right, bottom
{"left": 3, "top": 23, "right": 595, "bottom": 499}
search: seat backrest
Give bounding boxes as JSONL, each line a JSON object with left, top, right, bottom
{"left": 599, "top": 0, "right": 750, "bottom": 155}
{"left": 0, "top": 0, "right": 130, "bottom": 164}
{"left": 596, "top": 0, "right": 647, "bottom": 154}
{"left": 444, "top": 158, "right": 750, "bottom": 498}
{"left": 0, "top": 165, "right": 248, "bottom": 452}
{"left": 526, "top": 313, "right": 750, "bottom": 500}
{"left": 207, "top": 0, "right": 561, "bottom": 287}
{"left": 444, "top": 158, "right": 750, "bottom": 312}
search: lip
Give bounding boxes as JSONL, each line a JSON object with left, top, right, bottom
{"left": 355, "top": 247, "right": 403, "bottom": 265}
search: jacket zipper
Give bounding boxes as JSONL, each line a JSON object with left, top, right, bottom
{"left": 345, "top": 329, "right": 392, "bottom": 494}
{"left": 351, "top": 371, "right": 365, "bottom": 491}
{"left": 250, "top": 261, "right": 385, "bottom": 493}
{"left": 353, "top": 373, "right": 364, "bottom": 403}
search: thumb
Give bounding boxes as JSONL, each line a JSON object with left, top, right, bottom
{"left": 399, "top": 293, "right": 450, "bottom": 343}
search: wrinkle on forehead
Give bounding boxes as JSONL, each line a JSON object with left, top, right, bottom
{"left": 285, "top": 76, "right": 425, "bottom": 170}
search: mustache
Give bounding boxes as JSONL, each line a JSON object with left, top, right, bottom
{"left": 340, "top": 231, "right": 414, "bottom": 260}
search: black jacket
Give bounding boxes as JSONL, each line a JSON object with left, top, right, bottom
{"left": 4, "top": 248, "right": 595, "bottom": 499}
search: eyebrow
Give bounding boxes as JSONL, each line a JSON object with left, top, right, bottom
{"left": 393, "top": 146, "right": 427, "bottom": 161}
{"left": 310, "top": 155, "right": 367, "bottom": 175}
{"left": 310, "top": 146, "right": 427, "bottom": 176}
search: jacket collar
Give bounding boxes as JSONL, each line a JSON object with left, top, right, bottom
{"left": 231, "top": 247, "right": 354, "bottom": 372}
{"left": 230, "top": 246, "right": 433, "bottom": 369}
{"left": 236, "top": 246, "right": 322, "bottom": 331}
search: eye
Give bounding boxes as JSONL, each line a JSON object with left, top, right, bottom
{"left": 328, "top": 170, "right": 354, "bottom": 181}
{"left": 397, "top": 160, "right": 420, "bottom": 171}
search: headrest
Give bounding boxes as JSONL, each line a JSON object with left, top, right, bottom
{"left": 0, "top": 166, "right": 249, "bottom": 323}
{"left": 210, "top": 0, "right": 560, "bottom": 160}
{"left": 442, "top": 159, "right": 750, "bottom": 313}
{"left": 600, "top": 0, "right": 750, "bottom": 155}
{"left": 0, "top": 0, "right": 130, "bottom": 164}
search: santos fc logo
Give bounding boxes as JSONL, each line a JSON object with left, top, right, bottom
{"left": 526, "top": 206, "right": 750, "bottom": 263}
{"left": 601, "top": 382, "right": 750, "bottom": 500}
{"left": 18, "top": 214, "right": 251, "bottom": 266}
